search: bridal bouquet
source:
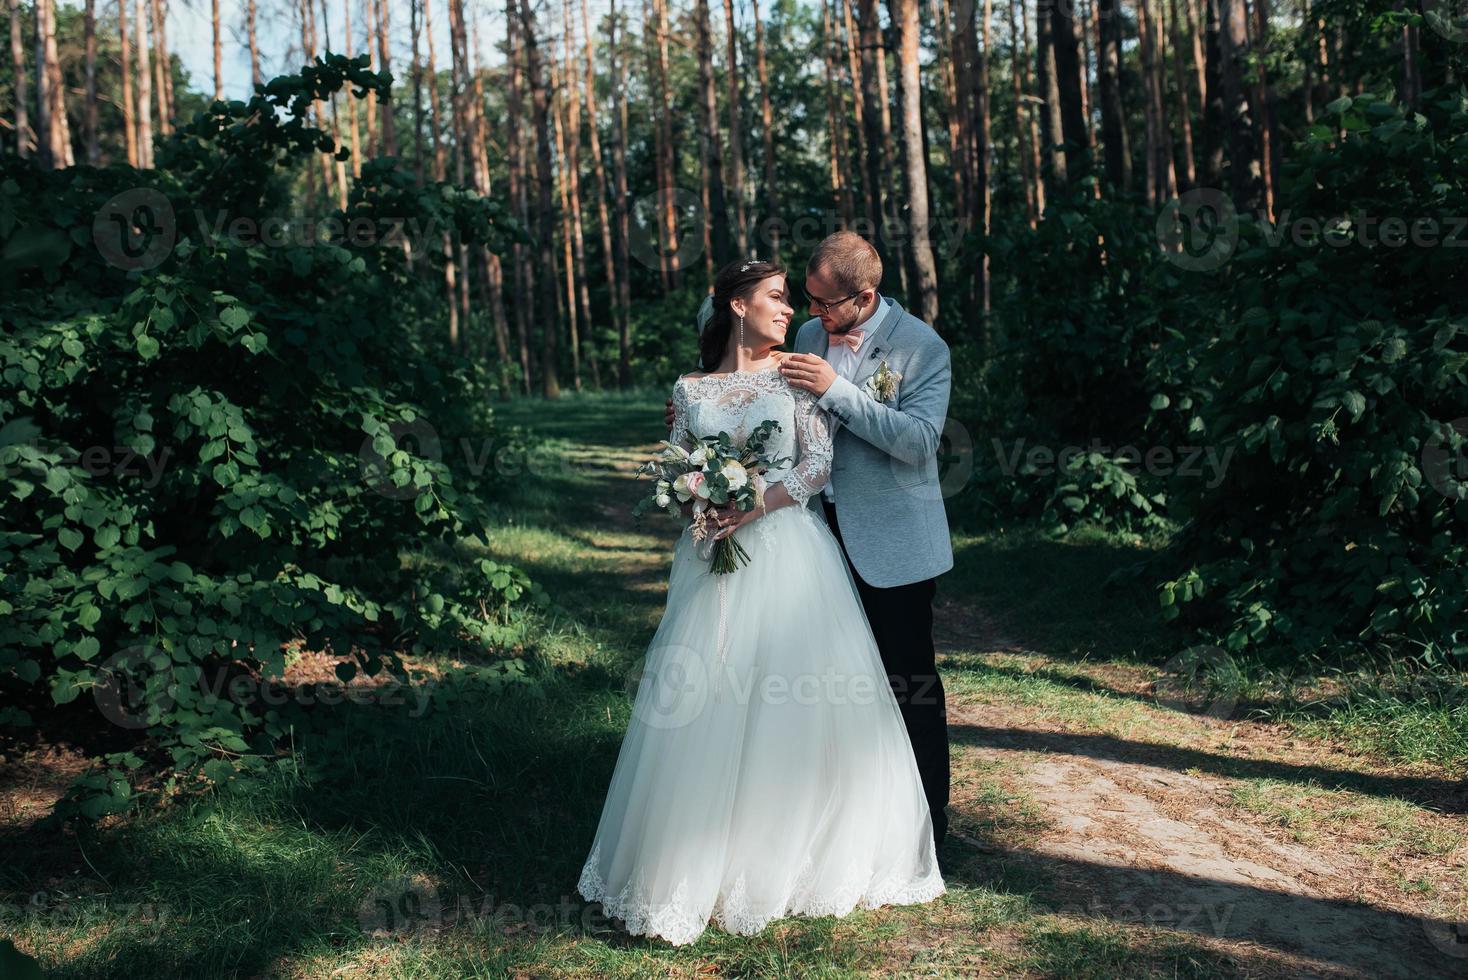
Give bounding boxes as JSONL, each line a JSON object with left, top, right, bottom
{"left": 634, "top": 420, "right": 790, "bottom": 574}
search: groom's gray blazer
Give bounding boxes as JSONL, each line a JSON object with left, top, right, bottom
{"left": 793, "top": 295, "right": 954, "bottom": 589}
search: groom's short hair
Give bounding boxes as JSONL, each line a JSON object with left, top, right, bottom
{"left": 808, "top": 231, "right": 882, "bottom": 295}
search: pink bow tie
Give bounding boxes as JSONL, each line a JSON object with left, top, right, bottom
{"left": 828, "top": 327, "right": 866, "bottom": 352}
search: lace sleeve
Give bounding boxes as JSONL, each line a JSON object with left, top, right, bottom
{"left": 778, "top": 389, "right": 834, "bottom": 507}
{"left": 670, "top": 380, "right": 695, "bottom": 451}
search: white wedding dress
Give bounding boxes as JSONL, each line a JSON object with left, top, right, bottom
{"left": 576, "top": 364, "right": 944, "bottom": 945}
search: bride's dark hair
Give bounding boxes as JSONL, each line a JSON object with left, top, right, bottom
{"left": 698, "top": 259, "right": 787, "bottom": 371}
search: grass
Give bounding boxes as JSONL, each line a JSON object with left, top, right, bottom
{"left": 3, "top": 388, "right": 1463, "bottom": 978}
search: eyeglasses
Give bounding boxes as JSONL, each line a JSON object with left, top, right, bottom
{"left": 800, "top": 284, "right": 862, "bottom": 316}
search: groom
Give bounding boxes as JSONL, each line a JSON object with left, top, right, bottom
{"left": 664, "top": 231, "right": 954, "bottom": 850}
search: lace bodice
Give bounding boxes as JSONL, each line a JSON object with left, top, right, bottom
{"left": 670, "top": 367, "right": 834, "bottom": 507}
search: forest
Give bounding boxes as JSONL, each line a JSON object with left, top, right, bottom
{"left": 1, "top": 0, "right": 1466, "bottom": 973}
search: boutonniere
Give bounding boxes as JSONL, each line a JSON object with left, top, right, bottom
{"left": 862, "top": 360, "right": 902, "bottom": 403}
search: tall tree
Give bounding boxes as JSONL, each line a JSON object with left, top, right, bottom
{"left": 133, "top": 0, "right": 153, "bottom": 168}
{"left": 248, "top": 0, "right": 261, "bottom": 89}
{"left": 1216, "top": 0, "right": 1261, "bottom": 211}
{"left": 1035, "top": 0, "right": 1066, "bottom": 188}
{"left": 84, "top": 0, "right": 98, "bottom": 162}
{"left": 751, "top": 0, "right": 779, "bottom": 256}
{"left": 149, "top": 0, "right": 172, "bottom": 136}
{"left": 506, "top": 0, "right": 536, "bottom": 392}
{"left": 608, "top": 0, "right": 633, "bottom": 385}
{"left": 822, "top": 0, "right": 854, "bottom": 224}
{"left": 889, "top": 0, "right": 938, "bottom": 323}
{"left": 1007, "top": 0, "right": 1039, "bottom": 223}
{"left": 648, "top": 0, "right": 680, "bottom": 289}
{"left": 1168, "top": 0, "right": 1197, "bottom": 188}
{"left": 722, "top": 0, "right": 748, "bottom": 254}
{"left": 579, "top": 0, "right": 623, "bottom": 384}
{"left": 374, "top": 0, "right": 396, "bottom": 155}
{"left": 34, "top": 0, "right": 74, "bottom": 168}
{"left": 118, "top": 0, "right": 137, "bottom": 164}
{"left": 9, "top": 0, "right": 32, "bottom": 158}
{"left": 855, "top": 0, "right": 893, "bottom": 284}
{"left": 1049, "top": 0, "right": 1089, "bottom": 181}
{"left": 212, "top": 0, "right": 223, "bottom": 100}
{"left": 695, "top": 0, "right": 733, "bottom": 268}
{"left": 520, "top": 0, "right": 562, "bottom": 397}
{"left": 1096, "top": 0, "right": 1130, "bottom": 191}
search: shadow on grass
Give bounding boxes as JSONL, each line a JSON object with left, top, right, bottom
{"left": 941, "top": 834, "right": 1457, "bottom": 980}
{"left": 950, "top": 721, "right": 1468, "bottom": 813}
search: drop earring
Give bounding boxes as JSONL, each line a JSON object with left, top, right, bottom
{"left": 738, "top": 313, "right": 745, "bottom": 351}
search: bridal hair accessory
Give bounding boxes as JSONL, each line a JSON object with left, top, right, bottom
{"left": 738, "top": 257, "right": 760, "bottom": 272}
{"left": 696, "top": 293, "right": 715, "bottom": 335}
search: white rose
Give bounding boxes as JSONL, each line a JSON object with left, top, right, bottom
{"left": 655, "top": 492, "right": 671, "bottom": 508}
{"left": 721, "top": 460, "right": 748, "bottom": 491}
{"left": 689, "top": 446, "right": 709, "bottom": 466}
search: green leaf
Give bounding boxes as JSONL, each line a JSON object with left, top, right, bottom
{"left": 136, "top": 334, "right": 160, "bottom": 359}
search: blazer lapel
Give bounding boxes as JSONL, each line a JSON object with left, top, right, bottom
{"left": 849, "top": 296, "right": 903, "bottom": 391}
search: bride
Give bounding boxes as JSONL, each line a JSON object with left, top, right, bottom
{"left": 576, "top": 258, "right": 944, "bottom": 946}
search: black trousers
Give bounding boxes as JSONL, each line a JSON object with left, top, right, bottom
{"left": 821, "top": 497, "right": 950, "bottom": 845}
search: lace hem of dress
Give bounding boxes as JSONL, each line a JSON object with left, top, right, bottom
{"left": 576, "top": 841, "right": 945, "bottom": 946}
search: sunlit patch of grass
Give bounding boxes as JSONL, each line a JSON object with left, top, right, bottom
{"left": 1227, "top": 778, "right": 1464, "bottom": 857}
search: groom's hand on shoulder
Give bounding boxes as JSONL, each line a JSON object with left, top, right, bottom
{"left": 664, "top": 397, "right": 675, "bottom": 431}
{"left": 779, "top": 353, "right": 836, "bottom": 398}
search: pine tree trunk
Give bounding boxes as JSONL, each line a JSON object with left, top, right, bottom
{"left": 840, "top": 0, "right": 869, "bottom": 229}
{"left": 521, "top": 0, "right": 562, "bottom": 398}
{"left": 364, "top": 0, "right": 377, "bottom": 155}
{"left": 580, "top": 0, "right": 622, "bottom": 384}
{"left": 1169, "top": 0, "right": 1197, "bottom": 189}
{"left": 1096, "top": 0, "right": 1130, "bottom": 192}
{"left": 609, "top": 0, "right": 633, "bottom": 385}
{"left": 856, "top": 0, "right": 891, "bottom": 281}
{"left": 84, "top": 0, "right": 98, "bottom": 162}
{"left": 822, "top": 0, "right": 853, "bottom": 224}
{"left": 212, "top": 0, "right": 222, "bottom": 100}
{"left": 506, "top": 0, "right": 535, "bottom": 392}
{"left": 149, "top": 0, "right": 171, "bottom": 137}
{"left": 722, "top": 0, "right": 748, "bottom": 254}
{"left": 1007, "top": 0, "right": 1036, "bottom": 224}
{"left": 1035, "top": 0, "right": 1065, "bottom": 189}
{"left": 1252, "top": 0, "right": 1279, "bottom": 219}
{"left": 133, "top": 0, "right": 153, "bottom": 168}
{"left": 1216, "top": 0, "right": 1261, "bottom": 212}
{"left": 1050, "top": 0, "right": 1088, "bottom": 183}
{"left": 889, "top": 0, "right": 938, "bottom": 323}
{"left": 375, "top": 0, "right": 396, "bottom": 155}
{"left": 10, "top": 0, "right": 32, "bottom": 158}
{"left": 752, "top": 0, "right": 779, "bottom": 256}
{"left": 35, "top": 0, "right": 74, "bottom": 167}
{"left": 421, "top": 0, "right": 444, "bottom": 181}
{"left": 118, "top": 0, "right": 136, "bottom": 164}
{"left": 249, "top": 0, "right": 261, "bottom": 89}
{"left": 650, "top": 0, "right": 681, "bottom": 289}
{"left": 695, "top": 0, "right": 733, "bottom": 269}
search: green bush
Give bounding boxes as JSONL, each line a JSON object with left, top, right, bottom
{"left": 0, "top": 56, "right": 543, "bottom": 819}
{"left": 1161, "top": 91, "right": 1468, "bottom": 664}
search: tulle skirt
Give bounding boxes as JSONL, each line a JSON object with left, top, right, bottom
{"left": 576, "top": 502, "right": 944, "bottom": 946}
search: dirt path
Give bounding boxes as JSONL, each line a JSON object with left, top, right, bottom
{"left": 934, "top": 609, "right": 1468, "bottom": 978}
{"left": 604, "top": 437, "right": 1466, "bottom": 977}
